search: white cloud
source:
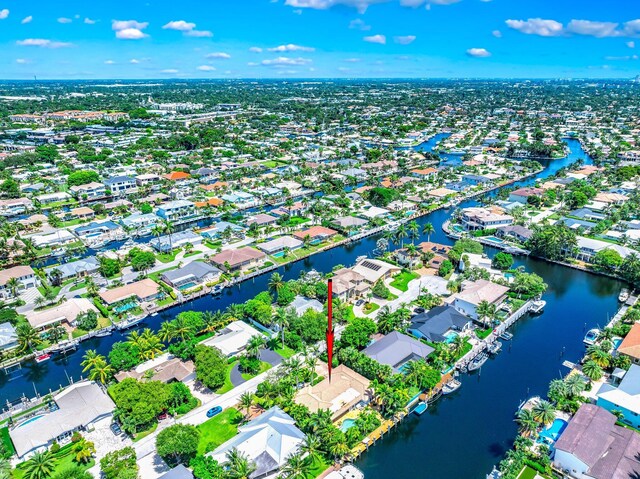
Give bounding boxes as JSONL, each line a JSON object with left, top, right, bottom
{"left": 130, "top": 58, "right": 140, "bottom": 64}
{"left": 16, "top": 58, "right": 30, "bottom": 64}
{"left": 185, "top": 30, "right": 212, "bottom": 37}
{"left": 84, "top": 18, "right": 96, "bottom": 24}
{"left": 163, "top": 20, "right": 195, "bottom": 31}
{"left": 247, "top": 62, "right": 259, "bottom": 66}
{"left": 364, "top": 34, "right": 386, "bottom": 44}
{"left": 21, "top": 15, "right": 32, "bottom": 24}
{"left": 505, "top": 18, "right": 564, "bottom": 37}
{"left": 622, "top": 19, "right": 640, "bottom": 37}
{"left": 197, "top": 65, "right": 216, "bottom": 71}
{"left": 104, "top": 60, "right": 116, "bottom": 64}
{"left": 567, "top": 20, "right": 619, "bottom": 38}
{"left": 604, "top": 54, "right": 638, "bottom": 61}
{"left": 261, "top": 56, "right": 312, "bottom": 66}
{"left": 16, "top": 38, "right": 72, "bottom": 48}
{"left": 0, "top": 9, "right": 8, "bottom": 20}
{"left": 492, "top": 30, "right": 502, "bottom": 38}
{"left": 394, "top": 35, "right": 416, "bottom": 45}
{"left": 268, "top": 44, "right": 315, "bottom": 52}
{"left": 284, "top": 0, "right": 459, "bottom": 12}
{"left": 349, "top": 19, "right": 371, "bottom": 30}
{"left": 206, "top": 52, "right": 231, "bottom": 59}
{"left": 466, "top": 47, "right": 491, "bottom": 58}
{"left": 249, "top": 47, "right": 263, "bottom": 53}
{"left": 344, "top": 58, "right": 361, "bottom": 62}
{"left": 58, "top": 17, "right": 72, "bottom": 24}
{"left": 628, "top": 41, "right": 636, "bottom": 48}
{"left": 161, "top": 69, "right": 179, "bottom": 74}
{"left": 112, "top": 20, "right": 149, "bottom": 39}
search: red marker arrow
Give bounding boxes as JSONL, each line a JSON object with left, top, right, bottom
{"left": 326, "top": 278, "right": 334, "bottom": 383}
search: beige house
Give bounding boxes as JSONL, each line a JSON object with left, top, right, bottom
{"left": 99, "top": 278, "right": 161, "bottom": 305}
{"left": 26, "top": 298, "right": 98, "bottom": 330}
{"left": 210, "top": 247, "right": 266, "bottom": 272}
{"left": 331, "top": 268, "right": 369, "bottom": 300}
{"left": 295, "top": 363, "right": 370, "bottom": 420}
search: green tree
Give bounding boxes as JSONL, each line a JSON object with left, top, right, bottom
{"left": 67, "top": 170, "right": 100, "bottom": 187}
{"left": 491, "top": 252, "right": 514, "bottom": 270}
{"left": 100, "top": 447, "right": 138, "bottom": 479}
{"left": 194, "top": 345, "right": 228, "bottom": 390}
{"left": 340, "top": 317, "right": 376, "bottom": 350}
{"left": 22, "top": 451, "right": 57, "bottom": 479}
{"left": 156, "top": 424, "right": 200, "bottom": 466}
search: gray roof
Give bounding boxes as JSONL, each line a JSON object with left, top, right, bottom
{"left": 496, "top": 225, "right": 533, "bottom": 240}
{"left": 10, "top": 381, "right": 115, "bottom": 457}
{"left": 44, "top": 256, "right": 100, "bottom": 279}
{"left": 555, "top": 404, "right": 640, "bottom": 479}
{"left": 363, "top": 331, "right": 434, "bottom": 371}
{"left": 289, "top": 295, "right": 323, "bottom": 316}
{"left": 0, "top": 322, "right": 17, "bottom": 349}
{"left": 162, "top": 261, "right": 220, "bottom": 284}
{"left": 158, "top": 465, "right": 194, "bottom": 479}
{"left": 409, "top": 305, "right": 471, "bottom": 342}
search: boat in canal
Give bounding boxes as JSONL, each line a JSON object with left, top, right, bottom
{"left": 583, "top": 328, "right": 600, "bottom": 346}
{"left": 115, "top": 315, "right": 146, "bottom": 330}
{"left": 487, "top": 341, "right": 502, "bottom": 355}
{"left": 442, "top": 378, "right": 462, "bottom": 395}
{"left": 486, "top": 466, "right": 502, "bottom": 479}
{"left": 94, "top": 329, "right": 112, "bottom": 338}
{"left": 516, "top": 396, "right": 541, "bottom": 414}
{"left": 48, "top": 340, "right": 79, "bottom": 354}
{"left": 211, "top": 284, "right": 225, "bottom": 296}
{"left": 619, "top": 288, "right": 630, "bottom": 303}
{"left": 529, "top": 300, "right": 546, "bottom": 314}
{"left": 413, "top": 401, "right": 428, "bottom": 415}
{"left": 467, "top": 352, "right": 489, "bottom": 372}
{"left": 35, "top": 353, "right": 51, "bottom": 363}
{"left": 499, "top": 331, "right": 513, "bottom": 341}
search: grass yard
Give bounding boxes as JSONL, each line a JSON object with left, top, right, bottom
{"left": 196, "top": 408, "right": 242, "bottom": 455}
{"left": 240, "top": 361, "right": 271, "bottom": 381}
{"left": 0, "top": 427, "right": 15, "bottom": 456}
{"left": 274, "top": 345, "right": 296, "bottom": 359}
{"left": 389, "top": 271, "right": 420, "bottom": 292}
{"left": 13, "top": 443, "right": 95, "bottom": 479}
{"left": 215, "top": 362, "right": 237, "bottom": 394}
{"left": 156, "top": 249, "right": 180, "bottom": 263}
{"left": 453, "top": 339, "right": 473, "bottom": 362}
{"left": 133, "top": 422, "right": 158, "bottom": 442}
{"left": 363, "top": 302, "right": 380, "bottom": 315}
{"left": 475, "top": 328, "right": 493, "bottom": 340}
{"left": 516, "top": 465, "right": 547, "bottom": 479}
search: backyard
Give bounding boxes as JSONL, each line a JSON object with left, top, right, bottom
{"left": 196, "top": 407, "right": 242, "bottom": 455}
{"left": 389, "top": 271, "right": 419, "bottom": 292}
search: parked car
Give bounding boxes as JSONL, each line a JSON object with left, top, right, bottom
{"left": 157, "top": 412, "right": 168, "bottom": 421}
{"left": 206, "top": 406, "right": 222, "bottom": 418}
{"left": 355, "top": 300, "right": 365, "bottom": 306}
{"left": 110, "top": 422, "right": 122, "bottom": 435}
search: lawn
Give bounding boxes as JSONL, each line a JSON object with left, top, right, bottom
{"left": 274, "top": 345, "right": 296, "bottom": 359}
{"left": 13, "top": 443, "right": 94, "bottom": 479}
{"left": 215, "top": 362, "right": 237, "bottom": 394}
{"left": 196, "top": 408, "right": 242, "bottom": 455}
{"left": 516, "top": 465, "right": 545, "bottom": 479}
{"left": 389, "top": 271, "right": 420, "bottom": 292}
{"left": 475, "top": 328, "right": 493, "bottom": 340}
{"left": 133, "top": 422, "right": 158, "bottom": 442}
{"left": 363, "top": 302, "right": 380, "bottom": 315}
{"left": 240, "top": 361, "right": 271, "bottom": 381}
{"left": 156, "top": 249, "right": 180, "bottom": 263}
{"left": 452, "top": 339, "right": 473, "bottom": 362}
{"left": 0, "top": 427, "right": 15, "bottom": 456}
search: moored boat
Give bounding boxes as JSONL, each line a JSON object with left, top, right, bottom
{"left": 413, "top": 401, "right": 428, "bottom": 415}
{"left": 467, "top": 352, "right": 489, "bottom": 371}
{"left": 619, "top": 288, "right": 630, "bottom": 303}
{"left": 488, "top": 341, "right": 502, "bottom": 355}
{"left": 583, "top": 328, "right": 600, "bottom": 346}
{"left": 35, "top": 353, "right": 51, "bottom": 363}
{"left": 529, "top": 300, "right": 546, "bottom": 314}
{"left": 115, "top": 315, "right": 146, "bottom": 330}
{"left": 442, "top": 378, "right": 462, "bottom": 395}
{"left": 499, "top": 331, "right": 513, "bottom": 341}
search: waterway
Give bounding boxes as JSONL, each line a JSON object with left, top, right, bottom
{"left": 1, "top": 138, "right": 622, "bottom": 479}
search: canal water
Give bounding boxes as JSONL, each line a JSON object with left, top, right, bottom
{"left": 1, "top": 138, "right": 621, "bottom": 479}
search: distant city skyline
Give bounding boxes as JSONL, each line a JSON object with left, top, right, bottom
{"left": 0, "top": 0, "right": 639, "bottom": 79}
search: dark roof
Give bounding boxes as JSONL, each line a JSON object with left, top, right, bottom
{"left": 363, "top": 331, "right": 434, "bottom": 371}
{"left": 409, "top": 305, "right": 470, "bottom": 342}
{"left": 497, "top": 224, "right": 533, "bottom": 239}
{"left": 158, "top": 465, "right": 194, "bottom": 479}
{"left": 555, "top": 404, "right": 640, "bottom": 479}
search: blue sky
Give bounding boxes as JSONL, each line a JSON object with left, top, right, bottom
{"left": 0, "top": 0, "right": 639, "bottom": 79}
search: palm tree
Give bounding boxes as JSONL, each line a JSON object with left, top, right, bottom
{"left": 246, "top": 335, "right": 265, "bottom": 359}
{"left": 74, "top": 440, "right": 96, "bottom": 463}
{"left": 6, "top": 277, "right": 20, "bottom": 298}
{"left": 328, "top": 440, "right": 350, "bottom": 462}
{"left": 87, "top": 359, "right": 114, "bottom": 384}
{"left": 586, "top": 345, "right": 611, "bottom": 369}
{"left": 450, "top": 335, "right": 467, "bottom": 358}
{"left": 272, "top": 307, "right": 290, "bottom": 348}
{"left": 163, "top": 220, "right": 175, "bottom": 251}
{"left": 531, "top": 400, "right": 556, "bottom": 426}
{"left": 515, "top": 409, "right": 538, "bottom": 437}
{"left": 81, "top": 350, "right": 105, "bottom": 373}
{"left": 476, "top": 300, "right": 497, "bottom": 328}
{"left": 299, "top": 435, "right": 323, "bottom": 466}
{"left": 268, "top": 272, "right": 284, "bottom": 295}
{"left": 279, "top": 453, "right": 311, "bottom": 479}
{"left": 239, "top": 392, "right": 255, "bottom": 420}
{"left": 422, "top": 222, "right": 435, "bottom": 242}
{"left": 17, "top": 324, "right": 40, "bottom": 353}
{"left": 34, "top": 296, "right": 47, "bottom": 309}
{"left": 226, "top": 448, "right": 257, "bottom": 479}
{"left": 582, "top": 360, "right": 603, "bottom": 382}
{"left": 157, "top": 322, "right": 176, "bottom": 343}
{"left": 0, "top": 457, "right": 10, "bottom": 479}
{"left": 23, "top": 450, "right": 57, "bottom": 479}
{"left": 170, "top": 317, "right": 193, "bottom": 343}
{"left": 395, "top": 224, "right": 408, "bottom": 248}
{"left": 407, "top": 220, "right": 419, "bottom": 245}
{"left": 564, "top": 374, "right": 586, "bottom": 398}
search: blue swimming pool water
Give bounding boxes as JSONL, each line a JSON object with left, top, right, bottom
{"left": 18, "top": 414, "right": 45, "bottom": 428}
{"left": 613, "top": 337, "right": 623, "bottom": 350}
{"left": 340, "top": 418, "right": 357, "bottom": 432}
{"left": 178, "top": 282, "right": 197, "bottom": 291}
{"left": 114, "top": 302, "right": 137, "bottom": 313}
{"left": 272, "top": 251, "right": 285, "bottom": 258}
{"left": 483, "top": 236, "right": 505, "bottom": 245}
{"left": 538, "top": 418, "right": 568, "bottom": 443}
{"left": 444, "top": 331, "right": 459, "bottom": 344}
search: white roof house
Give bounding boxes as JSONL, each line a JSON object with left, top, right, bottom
{"left": 208, "top": 407, "right": 305, "bottom": 478}
{"left": 10, "top": 381, "right": 115, "bottom": 458}
{"left": 199, "top": 321, "right": 263, "bottom": 357}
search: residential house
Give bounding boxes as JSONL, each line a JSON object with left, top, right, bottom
{"left": 69, "top": 206, "right": 95, "bottom": 220}
{"left": 331, "top": 268, "right": 369, "bottom": 300}
{"left": 115, "top": 353, "right": 195, "bottom": 384}
{"left": 156, "top": 200, "right": 196, "bottom": 222}
{"left": 150, "top": 230, "right": 202, "bottom": 253}
{"left": 460, "top": 207, "right": 513, "bottom": 231}
{"left": 363, "top": 331, "right": 434, "bottom": 373}
{"left": 450, "top": 279, "right": 509, "bottom": 321}
{"left": 104, "top": 176, "right": 137, "bottom": 197}
{"left": 199, "top": 221, "right": 245, "bottom": 240}
{"left": 158, "top": 465, "right": 194, "bottom": 479}
{"left": 120, "top": 213, "right": 160, "bottom": 236}
{"left": 0, "top": 322, "right": 18, "bottom": 350}
{"left": 210, "top": 247, "right": 266, "bottom": 272}
{"left": 36, "top": 192, "right": 72, "bottom": 205}
{"left": 574, "top": 238, "right": 635, "bottom": 262}
{"left": 135, "top": 173, "right": 161, "bottom": 187}
{"left": 0, "top": 265, "right": 39, "bottom": 299}
{"left": 295, "top": 363, "right": 370, "bottom": 420}
{"left": 26, "top": 298, "right": 99, "bottom": 330}
{"left": 44, "top": 256, "right": 100, "bottom": 282}
{"left": 98, "top": 279, "right": 161, "bottom": 305}
{"left": 163, "top": 171, "right": 191, "bottom": 182}
{"left": 69, "top": 182, "right": 106, "bottom": 199}
{"left": 288, "top": 296, "right": 324, "bottom": 316}
{"left": 508, "top": 187, "right": 544, "bottom": 204}
{"left": 246, "top": 213, "right": 278, "bottom": 227}
{"left": 596, "top": 364, "right": 640, "bottom": 429}
{"left": 496, "top": 225, "right": 533, "bottom": 243}
{"left": 396, "top": 241, "right": 451, "bottom": 269}
{"left": 208, "top": 407, "right": 305, "bottom": 479}
{"left": 161, "top": 261, "right": 221, "bottom": 289}
{"left": 293, "top": 226, "right": 338, "bottom": 243}
{"left": 74, "top": 221, "right": 123, "bottom": 242}
{"left": 617, "top": 323, "right": 640, "bottom": 365}
{"left": 332, "top": 216, "right": 369, "bottom": 233}
{"left": 257, "top": 236, "right": 303, "bottom": 255}
{"left": 553, "top": 404, "right": 640, "bottom": 479}
{"left": 0, "top": 198, "right": 33, "bottom": 216}
{"left": 199, "top": 321, "right": 263, "bottom": 357}
{"left": 409, "top": 305, "right": 472, "bottom": 342}
{"left": 352, "top": 258, "right": 401, "bottom": 285}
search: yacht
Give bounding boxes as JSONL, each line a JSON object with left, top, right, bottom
{"left": 499, "top": 331, "right": 513, "bottom": 341}
{"left": 35, "top": 353, "right": 51, "bottom": 363}
{"left": 116, "top": 316, "right": 146, "bottom": 330}
{"left": 529, "top": 300, "right": 546, "bottom": 314}
{"left": 619, "top": 288, "right": 630, "bottom": 303}
{"left": 583, "top": 328, "right": 600, "bottom": 346}
{"left": 442, "top": 378, "right": 462, "bottom": 395}
{"left": 488, "top": 341, "right": 502, "bottom": 355}
{"left": 467, "top": 352, "right": 489, "bottom": 372}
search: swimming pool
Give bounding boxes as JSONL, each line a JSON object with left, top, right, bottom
{"left": 444, "top": 331, "right": 459, "bottom": 344}
{"left": 272, "top": 251, "right": 285, "bottom": 258}
{"left": 613, "top": 337, "right": 623, "bottom": 350}
{"left": 17, "top": 414, "right": 45, "bottom": 428}
{"left": 483, "top": 236, "right": 506, "bottom": 245}
{"left": 114, "top": 302, "right": 137, "bottom": 313}
{"left": 178, "top": 282, "right": 197, "bottom": 291}
{"left": 340, "top": 418, "right": 356, "bottom": 432}
{"left": 537, "top": 418, "right": 567, "bottom": 443}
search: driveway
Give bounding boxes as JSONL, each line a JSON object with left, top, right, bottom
{"left": 230, "top": 349, "right": 283, "bottom": 387}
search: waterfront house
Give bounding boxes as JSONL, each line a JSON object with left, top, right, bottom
{"left": 352, "top": 258, "right": 401, "bottom": 285}
{"left": 221, "top": 191, "right": 256, "bottom": 207}
{"left": 69, "top": 181, "right": 106, "bottom": 200}
{"left": 596, "top": 364, "right": 640, "bottom": 429}
{"left": 295, "top": 363, "right": 370, "bottom": 420}
{"left": 10, "top": 381, "right": 115, "bottom": 459}
{"left": 331, "top": 216, "right": 369, "bottom": 233}
{"left": 257, "top": 236, "right": 303, "bottom": 255}
{"left": 293, "top": 225, "right": 338, "bottom": 243}
{"left": 199, "top": 321, "right": 263, "bottom": 357}
{"left": 0, "top": 197, "right": 33, "bottom": 216}
{"left": 363, "top": 331, "right": 434, "bottom": 373}
{"left": 69, "top": 206, "right": 95, "bottom": 220}
{"left": 617, "top": 323, "right": 640, "bottom": 365}
{"left": 450, "top": 279, "right": 509, "bottom": 321}
{"left": 0, "top": 322, "right": 18, "bottom": 350}
{"left": 26, "top": 297, "right": 99, "bottom": 330}
{"left": 0, "top": 265, "right": 39, "bottom": 299}
{"left": 104, "top": 175, "right": 137, "bottom": 197}
{"left": 161, "top": 261, "right": 221, "bottom": 289}
{"left": 508, "top": 187, "right": 544, "bottom": 204}
{"left": 289, "top": 295, "right": 324, "bottom": 316}
{"left": 115, "top": 353, "right": 195, "bottom": 384}
{"left": 409, "top": 305, "right": 472, "bottom": 343}
{"left": 396, "top": 242, "right": 451, "bottom": 269}
{"left": 120, "top": 212, "right": 160, "bottom": 236}
{"left": 210, "top": 247, "right": 266, "bottom": 272}
{"left": 156, "top": 200, "right": 196, "bottom": 222}
{"left": 150, "top": 230, "right": 202, "bottom": 253}
{"left": 31, "top": 229, "right": 77, "bottom": 248}
{"left": 208, "top": 407, "right": 305, "bottom": 479}
{"left": 74, "top": 220, "right": 123, "bottom": 242}
{"left": 460, "top": 207, "right": 513, "bottom": 231}
{"left": 553, "top": 404, "right": 640, "bottom": 479}
{"left": 331, "top": 268, "right": 369, "bottom": 301}
{"left": 496, "top": 225, "right": 533, "bottom": 243}
{"left": 246, "top": 213, "right": 278, "bottom": 227}
{"left": 44, "top": 256, "right": 100, "bottom": 281}
{"left": 199, "top": 221, "right": 245, "bottom": 240}
{"left": 98, "top": 278, "right": 161, "bottom": 306}
{"left": 163, "top": 171, "right": 191, "bottom": 182}
{"left": 135, "top": 173, "right": 161, "bottom": 187}
{"left": 574, "top": 238, "right": 635, "bottom": 262}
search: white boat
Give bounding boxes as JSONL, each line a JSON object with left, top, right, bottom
{"left": 619, "top": 288, "right": 630, "bottom": 303}
{"left": 94, "top": 330, "right": 111, "bottom": 338}
{"left": 583, "top": 328, "right": 600, "bottom": 346}
{"left": 211, "top": 284, "right": 224, "bottom": 296}
{"left": 529, "top": 300, "right": 546, "bottom": 314}
{"left": 488, "top": 341, "right": 502, "bottom": 355}
{"left": 486, "top": 466, "right": 501, "bottom": 479}
{"left": 516, "top": 396, "right": 541, "bottom": 414}
{"left": 35, "top": 353, "right": 51, "bottom": 363}
{"left": 442, "top": 378, "right": 462, "bottom": 395}
{"left": 116, "top": 316, "right": 146, "bottom": 330}
{"left": 499, "top": 331, "right": 513, "bottom": 341}
{"left": 467, "top": 352, "right": 489, "bottom": 372}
